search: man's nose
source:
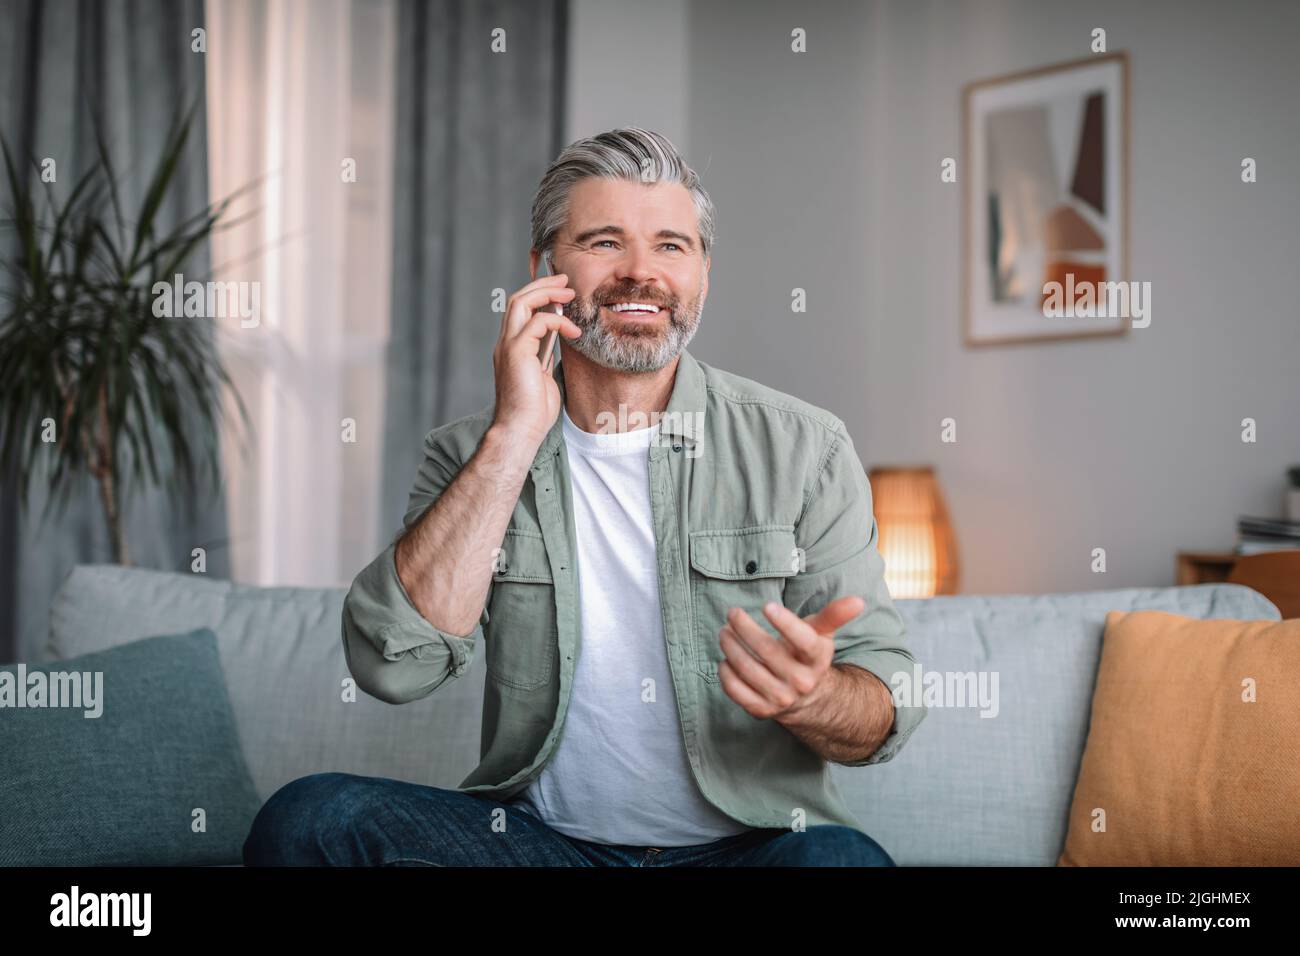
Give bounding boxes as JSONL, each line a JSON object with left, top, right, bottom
{"left": 615, "top": 247, "right": 659, "bottom": 286}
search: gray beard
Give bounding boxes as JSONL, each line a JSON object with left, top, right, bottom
{"left": 564, "top": 294, "right": 703, "bottom": 373}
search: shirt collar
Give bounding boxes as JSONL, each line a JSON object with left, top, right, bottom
{"left": 532, "top": 348, "right": 707, "bottom": 468}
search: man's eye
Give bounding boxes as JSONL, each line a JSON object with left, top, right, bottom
{"left": 594, "top": 240, "right": 617, "bottom": 248}
{"left": 662, "top": 243, "right": 681, "bottom": 252}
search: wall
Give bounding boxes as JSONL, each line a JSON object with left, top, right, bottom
{"left": 673, "top": 0, "right": 1300, "bottom": 594}
{"left": 565, "top": 0, "right": 691, "bottom": 150}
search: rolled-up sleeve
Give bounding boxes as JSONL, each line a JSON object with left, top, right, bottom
{"left": 341, "top": 426, "right": 489, "bottom": 704}
{"left": 781, "top": 422, "right": 927, "bottom": 767}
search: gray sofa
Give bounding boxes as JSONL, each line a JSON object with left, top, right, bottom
{"left": 41, "top": 564, "right": 1281, "bottom": 866}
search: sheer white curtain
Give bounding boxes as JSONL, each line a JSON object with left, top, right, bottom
{"left": 205, "top": 0, "right": 397, "bottom": 586}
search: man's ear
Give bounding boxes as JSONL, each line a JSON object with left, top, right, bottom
{"left": 529, "top": 248, "right": 542, "bottom": 280}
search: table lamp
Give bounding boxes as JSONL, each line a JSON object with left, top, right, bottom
{"left": 867, "top": 465, "right": 959, "bottom": 598}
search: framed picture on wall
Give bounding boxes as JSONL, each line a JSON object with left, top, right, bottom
{"left": 963, "top": 52, "right": 1130, "bottom": 346}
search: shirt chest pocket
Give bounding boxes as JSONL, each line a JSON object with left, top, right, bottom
{"left": 486, "top": 529, "right": 558, "bottom": 691}
{"left": 687, "top": 525, "right": 799, "bottom": 682}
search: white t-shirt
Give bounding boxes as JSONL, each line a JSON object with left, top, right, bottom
{"left": 511, "top": 404, "right": 752, "bottom": 846}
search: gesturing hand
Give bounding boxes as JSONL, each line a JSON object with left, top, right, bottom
{"left": 717, "top": 595, "right": 866, "bottom": 721}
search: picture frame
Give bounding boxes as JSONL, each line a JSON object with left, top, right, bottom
{"left": 962, "top": 52, "right": 1130, "bottom": 347}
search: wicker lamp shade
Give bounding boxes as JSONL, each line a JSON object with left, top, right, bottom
{"left": 867, "top": 466, "right": 959, "bottom": 598}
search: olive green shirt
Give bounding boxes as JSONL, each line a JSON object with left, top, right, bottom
{"left": 341, "top": 348, "right": 926, "bottom": 834}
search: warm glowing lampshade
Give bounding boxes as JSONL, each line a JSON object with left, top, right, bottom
{"left": 868, "top": 466, "right": 959, "bottom": 598}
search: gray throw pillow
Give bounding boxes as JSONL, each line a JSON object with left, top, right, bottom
{"left": 0, "top": 628, "right": 262, "bottom": 865}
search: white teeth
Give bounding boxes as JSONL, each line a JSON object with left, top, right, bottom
{"left": 607, "top": 302, "right": 661, "bottom": 313}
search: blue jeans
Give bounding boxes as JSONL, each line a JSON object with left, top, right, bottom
{"left": 242, "top": 772, "right": 896, "bottom": 867}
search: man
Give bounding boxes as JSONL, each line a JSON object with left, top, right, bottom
{"left": 243, "top": 128, "right": 926, "bottom": 867}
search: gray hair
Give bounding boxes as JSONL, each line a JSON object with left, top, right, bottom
{"left": 530, "top": 128, "right": 715, "bottom": 268}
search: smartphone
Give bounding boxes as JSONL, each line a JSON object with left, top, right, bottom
{"left": 538, "top": 254, "right": 562, "bottom": 374}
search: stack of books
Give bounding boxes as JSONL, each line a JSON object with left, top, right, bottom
{"left": 1236, "top": 515, "right": 1300, "bottom": 555}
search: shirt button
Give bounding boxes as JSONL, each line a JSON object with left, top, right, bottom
{"left": 498, "top": 561, "right": 509, "bottom": 573}
{"left": 672, "top": 444, "right": 682, "bottom": 453}
{"left": 745, "top": 560, "right": 757, "bottom": 574}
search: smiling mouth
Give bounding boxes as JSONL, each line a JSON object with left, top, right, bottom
{"left": 601, "top": 304, "right": 666, "bottom": 320}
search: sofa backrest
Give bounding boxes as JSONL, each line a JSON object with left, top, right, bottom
{"left": 831, "top": 584, "right": 1280, "bottom": 865}
{"left": 48, "top": 566, "right": 1280, "bottom": 865}
{"left": 47, "top": 565, "right": 485, "bottom": 804}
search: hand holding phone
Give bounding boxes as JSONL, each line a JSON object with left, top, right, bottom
{"left": 489, "top": 262, "right": 577, "bottom": 448}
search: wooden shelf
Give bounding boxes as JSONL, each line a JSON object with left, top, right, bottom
{"left": 1178, "top": 548, "right": 1300, "bottom": 618}
{"left": 1176, "top": 550, "right": 1237, "bottom": 586}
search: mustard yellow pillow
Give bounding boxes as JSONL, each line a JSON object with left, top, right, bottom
{"left": 1058, "top": 609, "right": 1300, "bottom": 866}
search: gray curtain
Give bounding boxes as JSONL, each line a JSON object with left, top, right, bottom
{"left": 381, "top": 0, "right": 567, "bottom": 524}
{"left": 0, "top": 0, "right": 230, "bottom": 663}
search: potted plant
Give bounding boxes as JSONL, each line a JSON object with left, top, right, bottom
{"left": 0, "top": 107, "right": 252, "bottom": 564}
